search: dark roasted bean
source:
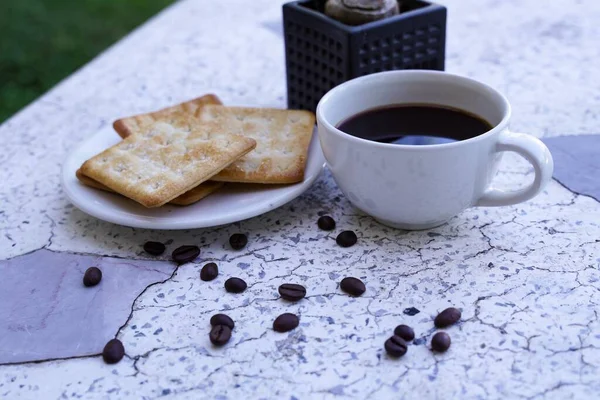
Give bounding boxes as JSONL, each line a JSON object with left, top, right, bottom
{"left": 317, "top": 216, "right": 336, "bottom": 231}
{"left": 224, "top": 277, "right": 247, "bottom": 293}
{"left": 210, "top": 314, "right": 234, "bottom": 330}
{"left": 431, "top": 332, "right": 451, "bottom": 352}
{"left": 340, "top": 277, "right": 365, "bottom": 296}
{"left": 336, "top": 230, "right": 357, "bottom": 247}
{"left": 102, "top": 339, "right": 125, "bottom": 364}
{"left": 434, "top": 307, "right": 461, "bottom": 328}
{"left": 278, "top": 283, "right": 307, "bottom": 301}
{"left": 394, "top": 325, "right": 415, "bottom": 342}
{"left": 273, "top": 313, "right": 299, "bottom": 332}
{"left": 171, "top": 245, "right": 200, "bottom": 264}
{"left": 83, "top": 267, "right": 102, "bottom": 287}
{"left": 384, "top": 335, "right": 408, "bottom": 357}
{"left": 229, "top": 234, "right": 248, "bottom": 250}
{"left": 209, "top": 325, "right": 232, "bottom": 346}
{"left": 200, "top": 262, "right": 219, "bottom": 281}
{"left": 143, "top": 241, "right": 165, "bottom": 256}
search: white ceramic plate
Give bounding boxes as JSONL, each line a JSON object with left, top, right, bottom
{"left": 62, "top": 125, "right": 325, "bottom": 229}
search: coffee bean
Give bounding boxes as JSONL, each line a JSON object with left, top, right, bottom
{"left": 83, "top": 267, "right": 102, "bottom": 287}
{"left": 317, "top": 216, "right": 336, "bottom": 231}
{"left": 278, "top": 283, "right": 306, "bottom": 301}
{"left": 431, "top": 332, "right": 451, "bottom": 352}
{"left": 336, "top": 230, "right": 357, "bottom": 247}
{"left": 102, "top": 339, "right": 124, "bottom": 364}
{"left": 143, "top": 241, "right": 165, "bottom": 256}
{"left": 171, "top": 245, "right": 200, "bottom": 264}
{"left": 340, "top": 277, "right": 365, "bottom": 296}
{"left": 225, "top": 277, "right": 247, "bottom": 293}
{"left": 229, "top": 233, "right": 248, "bottom": 250}
{"left": 394, "top": 325, "right": 415, "bottom": 342}
{"left": 210, "top": 314, "right": 234, "bottom": 330}
{"left": 209, "top": 325, "right": 232, "bottom": 346}
{"left": 384, "top": 335, "right": 408, "bottom": 357}
{"left": 273, "top": 313, "right": 299, "bottom": 332}
{"left": 403, "top": 307, "right": 420, "bottom": 316}
{"left": 200, "top": 262, "right": 218, "bottom": 281}
{"left": 434, "top": 307, "right": 461, "bottom": 328}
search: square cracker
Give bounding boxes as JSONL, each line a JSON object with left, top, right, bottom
{"left": 199, "top": 105, "right": 316, "bottom": 184}
{"left": 113, "top": 94, "right": 223, "bottom": 139}
{"left": 80, "top": 122, "right": 256, "bottom": 207}
{"left": 75, "top": 168, "right": 223, "bottom": 206}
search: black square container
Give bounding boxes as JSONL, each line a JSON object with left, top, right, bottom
{"left": 283, "top": 0, "right": 447, "bottom": 112}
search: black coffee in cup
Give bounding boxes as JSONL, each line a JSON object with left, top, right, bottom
{"left": 337, "top": 104, "right": 492, "bottom": 145}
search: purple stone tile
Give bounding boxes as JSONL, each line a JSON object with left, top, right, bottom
{"left": 0, "top": 249, "right": 175, "bottom": 364}
{"left": 543, "top": 134, "right": 600, "bottom": 202}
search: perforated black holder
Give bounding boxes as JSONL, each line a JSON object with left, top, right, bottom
{"left": 283, "top": 0, "right": 447, "bottom": 112}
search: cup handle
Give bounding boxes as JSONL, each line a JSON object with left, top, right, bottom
{"left": 475, "top": 131, "right": 554, "bottom": 207}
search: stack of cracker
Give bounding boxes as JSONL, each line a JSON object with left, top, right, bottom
{"left": 77, "top": 94, "right": 316, "bottom": 208}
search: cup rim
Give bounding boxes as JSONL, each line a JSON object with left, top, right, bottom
{"left": 316, "top": 70, "right": 512, "bottom": 150}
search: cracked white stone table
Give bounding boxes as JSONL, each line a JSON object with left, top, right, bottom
{"left": 1, "top": 0, "right": 600, "bottom": 399}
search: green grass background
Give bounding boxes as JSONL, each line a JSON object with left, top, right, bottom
{"left": 0, "top": 0, "right": 174, "bottom": 123}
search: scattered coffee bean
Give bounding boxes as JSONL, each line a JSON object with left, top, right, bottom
{"left": 434, "top": 307, "right": 461, "bottom": 328}
{"left": 273, "top": 313, "right": 299, "bottom": 332}
{"left": 403, "top": 307, "right": 420, "bottom": 316}
{"left": 225, "top": 277, "right": 247, "bottom": 293}
{"left": 431, "top": 332, "right": 451, "bottom": 352}
{"left": 210, "top": 314, "right": 235, "bottom": 330}
{"left": 336, "top": 230, "right": 357, "bottom": 247}
{"left": 278, "top": 283, "right": 307, "bottom": 301}
{"left": 340, "top": 277, "right": 366, "bottom": 296}
{"left": 209, "top": 325, "right": 232, "bottom": 346}
{"left": 171, "top": 245, "right": 200, "bottom": 264}
{"left": 229, "top": 233, "right": 248, "bottom": 250}
{"left": 102, "top": 339, "right": 124, "bottom": 364}
{"left": 143, "top": 241, "right": 165, "bottom": 256}
{"left": 394, "top": 325, "right": 415, "bottom": 342}
{"left": 200, "top": 262, "right": 219, "bottom": 281}
{"left": 384, "top": 335, "right": 408, "bottom": 357}
{"left": 83, "top": 267, "right": 102, "bottom": 287}
{"left": 317, "top": 216, "right": 336, "bottom": 231}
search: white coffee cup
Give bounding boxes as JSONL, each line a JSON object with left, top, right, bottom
{"left": 316, "top": 70, "right": 554, "bottom": 230}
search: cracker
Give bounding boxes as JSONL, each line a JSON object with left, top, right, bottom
{"left": 76, "top": 168, "right": 223, "bottom": 206}
{"left": 80, "top": 122, "right": 256, "bottom": 207}
{"left": 113, "top": 94, "right": 222, "bottom": 139}
{"left": 168, "top": 181, "right": 224, "bottom": 206}
{"left": 199, "top": 106, "right": 315, "bottom": 184}
{"left": 113, "top": 98, "right": 316, "bottom": 184}
{"left": 76, "top": 168, "right": 111, "bottom": 192}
